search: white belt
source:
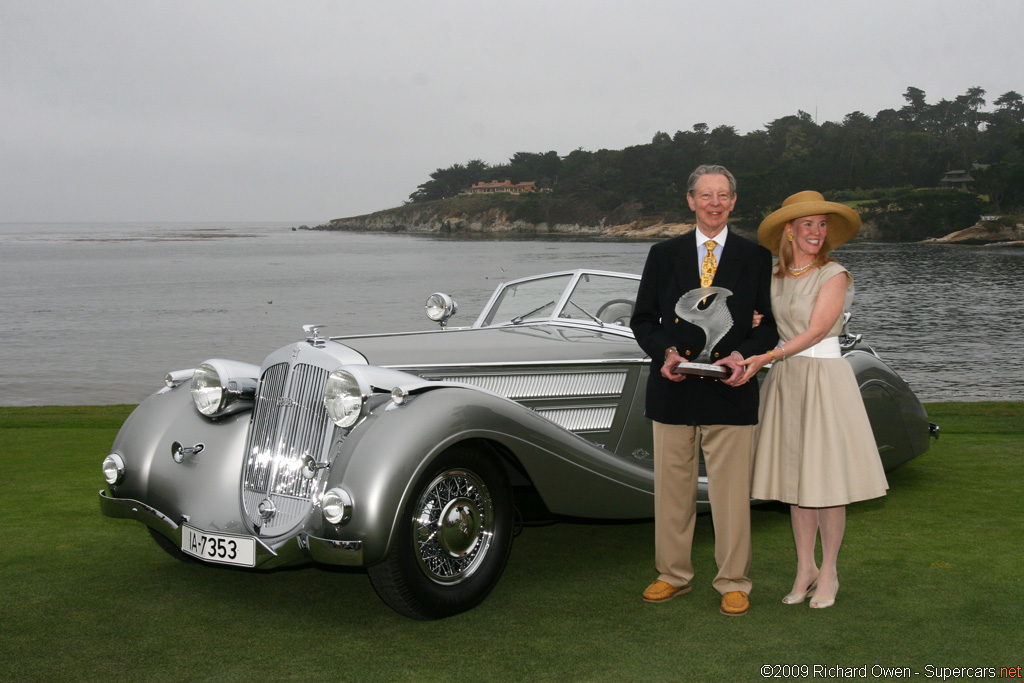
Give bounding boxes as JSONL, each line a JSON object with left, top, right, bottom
{"left": 788, "top": 336, "right": 841, "bottom": 359}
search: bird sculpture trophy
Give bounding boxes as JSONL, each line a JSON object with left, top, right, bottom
{"left": 672, "top": 286, "right": 733, "bottom": 378}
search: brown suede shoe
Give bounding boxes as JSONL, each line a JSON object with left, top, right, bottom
{"left": 642, "top": 580, "right": 692, "bottom": 603}
{"left": 720, "top": 591, "right": 749, "bottom": 616}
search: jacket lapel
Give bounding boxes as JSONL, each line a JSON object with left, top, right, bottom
{"left": 710, "top": 234, "right": 745, "bottom": 292}
{"left": 674, "top": 232, "right": 701, "bottom": 294}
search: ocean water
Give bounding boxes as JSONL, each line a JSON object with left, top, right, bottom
{"left": 1, "top": 221, "right": 1021, "bottom": 406}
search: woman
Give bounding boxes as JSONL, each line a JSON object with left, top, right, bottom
{"left": 737, "top": 191, "right": 888, "bottom": 609}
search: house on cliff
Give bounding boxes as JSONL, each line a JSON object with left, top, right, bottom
{"left": 465, "top": 179, "right": 538, "bottom": 195}
{"left": 939, "top": 163, "right": 990, "bottom": 191}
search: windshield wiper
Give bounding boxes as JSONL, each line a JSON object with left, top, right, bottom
{"left": 568, "top": 301, "right": 603, "bottom": 327}
{"left": 511, "top": 300, "right": 556, "bottom": 324}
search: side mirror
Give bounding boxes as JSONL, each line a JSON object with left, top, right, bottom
{"left": 425, "top": 292, "right": 458, "bottom": 329}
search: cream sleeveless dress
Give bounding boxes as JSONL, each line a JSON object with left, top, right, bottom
{"left": 750, "top": 261, "right": 888, "bottom": 507}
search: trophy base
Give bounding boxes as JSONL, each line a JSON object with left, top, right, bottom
{"left": 674, "top": 362, "right": 729, "bottom": 379}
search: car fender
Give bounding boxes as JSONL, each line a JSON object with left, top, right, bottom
{"left": 104, "top": 383, "right": 253, "bottom": 538}
{"left": 321, "top": 384, "right": 655, "bottom": 566}
{"left": 846, "top": 349, "right": 932, "bottom": 469}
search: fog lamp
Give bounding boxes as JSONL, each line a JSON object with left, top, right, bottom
{"left": 102, "top": 454, "right": 126, "bottom": 485}
{"left": 322, "top": 488, "right": 353, "bottom": 525}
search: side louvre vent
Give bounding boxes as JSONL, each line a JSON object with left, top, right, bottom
{"left": 437, "top": 371, "right": 626, "bottom": 400}
{"left": 535, "top": 406, "right": 616, "bottom": 432}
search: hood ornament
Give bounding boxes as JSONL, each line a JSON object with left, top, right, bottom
{"left": 303, "top": 324, "right": 326, "bottom": 348}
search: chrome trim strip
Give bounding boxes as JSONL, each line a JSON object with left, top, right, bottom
{"left": 329, "top": 319, "right": 638, "bottom": 340}
{"left": 388, "top": 357, "right": 650, "bottom": 370}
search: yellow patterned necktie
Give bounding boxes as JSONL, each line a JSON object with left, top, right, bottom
{"left": 701, "top": 240, "right": 718, "bottom": 287}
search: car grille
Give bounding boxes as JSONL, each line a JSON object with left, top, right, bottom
{"left": 240, "top": 361, "right": 335, "bottom": 537}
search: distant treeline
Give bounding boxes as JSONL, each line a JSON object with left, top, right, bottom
{"left": 408, "top": 87, "right": 1024, "bottom": 238}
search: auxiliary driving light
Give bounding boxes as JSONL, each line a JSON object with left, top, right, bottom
{"left": 102, "top": 454, "right": 126, "bottom": 485}
{"left": 322, "top": 488, "right": 353, "bottom": 525}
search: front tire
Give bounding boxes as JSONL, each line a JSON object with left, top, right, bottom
{"left": 368, "top": 445, "right": 513, "bottom": 619}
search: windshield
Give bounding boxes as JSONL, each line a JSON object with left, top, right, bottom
{"left": 479, "top": 272, "right": 638, "bottom": 328}
{"left": 560, "top": 273, "right": 638, "bottom": 327}
{"left": 480, "top": 274, "right": 573, "bottom": 327}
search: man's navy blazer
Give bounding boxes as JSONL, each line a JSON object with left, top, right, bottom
{"left": 630, "top": 230, "right": 778, "bottom": 426}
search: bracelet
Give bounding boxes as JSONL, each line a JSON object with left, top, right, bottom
{"left": 767, "top": 349, "right": 777, "bottom": 362}
{"left": 779, "top": 344, "right": 787, "bottom": 360}
{"left": 664, "top": 346, "right": 678, "bottom": 361}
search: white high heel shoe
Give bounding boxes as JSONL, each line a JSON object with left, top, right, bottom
{"left": 809, "top": 581, "right": 839, "bottom": 609}
{"left": 782, "top": 578, "right": 818, "bottom": 605}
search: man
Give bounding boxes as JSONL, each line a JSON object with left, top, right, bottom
{"left": 630, "top": 164, "right": 778, "bottom": 616}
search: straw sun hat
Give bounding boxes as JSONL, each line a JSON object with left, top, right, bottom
{"left": 757, "top": 191, "right": 862, "bottom": 255}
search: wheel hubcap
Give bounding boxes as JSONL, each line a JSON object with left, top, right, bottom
{"left": 413, "top": 468, "right": 494, "bottom": 584}
{"left": 437, "top": 498, "right": 482, "bottom": 557}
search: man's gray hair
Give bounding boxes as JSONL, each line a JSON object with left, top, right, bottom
{"left": 687, "top": 164, "right": 737, "bottom": 196}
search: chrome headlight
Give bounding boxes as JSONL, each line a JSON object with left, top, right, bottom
{"left": 425, "top": 292, "right": 458, "bottom": 328}
{"left": 323, "top": 369, "right": 366, "bottom": 428}
{"left": 322, "top": 487, "right": 353, "bottom": 525}
{"left": 190, "top": 359, "right": 259, "bottom": 418}
{"left": 102, "top": 454, "right": 125, "bottom": 485}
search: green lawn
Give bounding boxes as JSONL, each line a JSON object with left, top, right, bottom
{"left": 1, "top": 403, "right": 1020, "bottom": 682}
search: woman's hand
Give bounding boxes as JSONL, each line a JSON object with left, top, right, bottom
{"left": 736, "top": 352, "right": 772, "bottom": 385}
{"left": 752, "top": 310, "right": 763, "bottom": 328}
{"left": 717, "top": 351, "right": 746, "bottom": 386}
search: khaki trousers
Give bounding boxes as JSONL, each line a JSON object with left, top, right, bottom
{"left": 652, "top": 421, "right": 753, "bottom": 594}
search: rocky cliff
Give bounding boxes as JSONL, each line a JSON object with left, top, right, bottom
{"left": 318, "top": 202, "right": 606, "bottom": 236}
{"left": 923, "top": 218, "right": 1024, "bottom": 246}
{"left": 315, "top": 195, "right": 714, "bottom": 240}
{"left": 313, "top": 194, "right": 1016, "bottom": 245}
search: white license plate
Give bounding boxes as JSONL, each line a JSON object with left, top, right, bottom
{"left": 181, "top": 525, "right": 256, "bottom": 567}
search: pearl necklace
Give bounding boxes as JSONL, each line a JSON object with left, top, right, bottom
{"left": 788, "top": 261, "right": 815, "bottom": 275}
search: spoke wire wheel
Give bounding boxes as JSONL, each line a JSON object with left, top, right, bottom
{"left": 413, "top": 468, "right": 493, "bottom": 585}
{"left": 367, "top": 445, "right": 513, "bottom": 620}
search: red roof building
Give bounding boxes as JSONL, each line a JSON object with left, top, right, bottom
{"left": 466, "top": 179, "right": 538, "bottom": 194}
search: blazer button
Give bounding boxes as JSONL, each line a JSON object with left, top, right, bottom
{"left": 685, "top": 350, "right": 691, "bottom": 356}
{"left": 714, "top": 352, "right": 720, "bottom": 358}
{"left": 674, "top": 318, "right": 679, "bottom": 324}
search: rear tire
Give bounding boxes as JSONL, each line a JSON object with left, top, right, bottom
{"left": 368, "top": 445, "right": 513, "bottom": 619}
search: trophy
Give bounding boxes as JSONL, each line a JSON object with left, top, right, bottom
{"left": 672, "top": 286, "right": 733, "bottom": 379}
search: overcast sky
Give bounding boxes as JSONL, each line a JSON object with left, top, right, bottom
{"left": 3, "top": 0, "right": 1023, "bottom": 223}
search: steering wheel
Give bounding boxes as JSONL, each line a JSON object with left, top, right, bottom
{"left": 596, "top": 299, "right": 635, "bottom": 326}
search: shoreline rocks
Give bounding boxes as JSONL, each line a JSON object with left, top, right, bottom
{"left": 310, "top": 203, "right": 1023, "bottom": 246}
{"left": 922, "top": 219, "right": 1024, "bottom": 246}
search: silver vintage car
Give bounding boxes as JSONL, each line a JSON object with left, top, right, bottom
{"left": 100, "top": 269, "right": 936, "bottom": 619}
